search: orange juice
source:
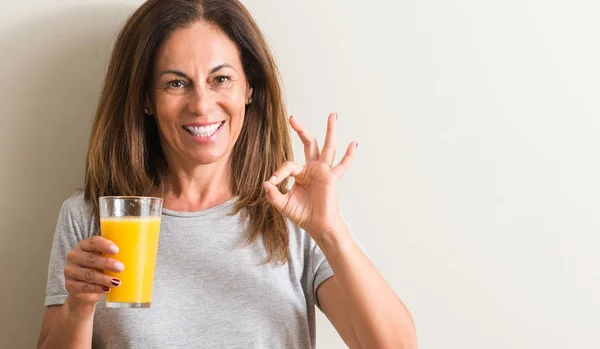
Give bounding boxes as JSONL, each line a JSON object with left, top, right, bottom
{"left": 101, "top": 217, "right": 161, "bottom": 306}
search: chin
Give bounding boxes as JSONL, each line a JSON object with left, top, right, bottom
{"left": 190, "top": 147, "right": 231, "bottom": 165}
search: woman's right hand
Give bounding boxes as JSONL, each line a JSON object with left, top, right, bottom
{"left": 63, "top": 236, "right": 124, "bottom": 307}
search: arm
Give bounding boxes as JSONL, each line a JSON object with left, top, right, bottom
{"left": 317, "top": 277, "right": 362, "bottom": 349}
{"left": 316, "top": 228, "right": 417, "bottom": 349}
{"left": 264, "top": 113, "right": 417, "bottom": 348}
{"left": 37, "top": 298, "right": 95, "bottom": 349}
{"left": 39, "top": 235, "right": 124, "bottom": 348}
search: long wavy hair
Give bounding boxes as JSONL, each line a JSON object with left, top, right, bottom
{"left": 85, "top": 0, "right": 293, "bottom": 264}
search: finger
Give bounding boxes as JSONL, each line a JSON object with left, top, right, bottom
{"left": 79, "top": 236, "right": 119, "bottom": 255}
{"left": 319, "top": 113, "right": 337, "bottom": 165}
{"left": 268, "top": 161, "right": 304, "bottom": 185}
{"left": 289, "top": 116, "right": 319, "bottom": 161}
{"left": 64, "top": 265, "right": 121, "bottom": 288}
{"left": 67, "top": 250, "right": 125, "bottom": 273}
{"left": 65, "top": 277, "right": 111, "bottom": 295}
{"left": 333, "top": 141, "right": 358, "bottom": 178}
{"left": 263, "top": 181, "right": 289, "bottom": 212}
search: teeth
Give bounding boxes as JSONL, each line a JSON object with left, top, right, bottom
{"left": 185, "top": 122, "right": 222, "bottom": 137}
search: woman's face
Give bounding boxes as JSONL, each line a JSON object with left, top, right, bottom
{"left": 148, "top": 21, "right": 252, "bottom": 167}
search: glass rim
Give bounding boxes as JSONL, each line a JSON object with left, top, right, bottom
{"left": 99, "top": 196, "right": 163, "bottom": 201}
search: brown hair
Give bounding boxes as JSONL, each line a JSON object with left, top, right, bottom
{"left": 85, "top": 0, "right": 293, "bottom": 264}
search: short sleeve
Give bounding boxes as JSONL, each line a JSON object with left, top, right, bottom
{"left": 311, "top": 241, "right": 335, "bottom": 310}
{"left": 44, "top": 200, "right": 88, "bottom": 307}
{"left": 311, "top": 228, "right": 368, "bottom": 311}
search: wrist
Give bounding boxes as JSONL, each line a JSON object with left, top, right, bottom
{"left": 65, "top": 295, "right": 97, "bottom": 320}
{"left": 313, "top": 223, "right": 356, "bottom": 257}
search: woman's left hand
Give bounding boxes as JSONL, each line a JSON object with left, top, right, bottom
{"left": 263, "top": 113, "right": 357, "bottom": 243}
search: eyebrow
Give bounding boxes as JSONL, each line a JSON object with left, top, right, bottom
{"left": 209, "top": 63, "right": 235, "bottom": 74}
{"left": 158, "top": 64, "right": 235, "bottom": 79}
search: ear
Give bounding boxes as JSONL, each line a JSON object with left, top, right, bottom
{"left": 246, "top": 86, "right": 253, "bottom": 103}
{"left": 143, "top": 93, "right": 153, "bottom": 115}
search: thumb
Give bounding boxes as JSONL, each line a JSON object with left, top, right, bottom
{"left": 263, "top": 181, "right": 287, "bottom": 212}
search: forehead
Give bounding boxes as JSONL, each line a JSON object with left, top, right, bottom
{"left": 155, "top": 21, "right": 242, "bottom": 71}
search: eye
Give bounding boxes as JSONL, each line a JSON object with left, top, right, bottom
{"left": 166, "top": 80, "right": 186, "bottom": 89}
{"left": 213, "top": 75, "right": 231, "bottom": 84}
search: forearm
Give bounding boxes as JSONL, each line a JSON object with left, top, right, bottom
{"left": 316, "top": 227, "right": 417, "bottom": 349}
{"left": 39, "top": 296, "right": 95, "bottom": 349}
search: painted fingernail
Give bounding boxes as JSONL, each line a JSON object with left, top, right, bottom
{"left": 109, "top": 245, "right": 119, "bottom": 255}
{"left": 111, "top": 278, "right": 121, "bottom": 287}
{"left": 102, "top": 286, "right": 110, "bottom": 292}
{"left": 269, "top": 175, "right": 277, "bottom": 183}
{"left": 113, "top": 261, "right": 125, "bottom": 272}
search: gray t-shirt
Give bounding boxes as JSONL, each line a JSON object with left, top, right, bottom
{"left": 45, "top": 192, "right": 335, "bottom": 349}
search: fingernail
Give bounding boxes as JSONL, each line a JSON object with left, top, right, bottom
{"left": 109, "top": 245, "right": 119, "bottom": 255}
{"left": 113, "top": 261, "right": 125, "bottom": 272}
{"left": 290, "top": 115, "right": 295, "bottom": 120}
{"left": 356, "top": 142, "right": 359, "bottom": 149}
{"left": 102, "top": 286, "right": 110, "bottom": 292}
{"left": 269, "top": 175, "right": 277, "bottom": 183}
{"left": 111, "top": 278, "right": 121, "bottom": 287}
{"left": 334, "top": 113, "right": 338, "bottom": 120}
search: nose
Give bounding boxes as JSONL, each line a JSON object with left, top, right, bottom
{"left": 188, "top": 84, "right": 213, "bottom": 116}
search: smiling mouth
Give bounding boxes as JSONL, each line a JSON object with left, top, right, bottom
{"left": 182, "top": 121, "right": 225, "bottom": 137}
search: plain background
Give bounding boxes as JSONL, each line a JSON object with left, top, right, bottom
{"left": 1, "top": 0, "right": 598, "bottom": 348}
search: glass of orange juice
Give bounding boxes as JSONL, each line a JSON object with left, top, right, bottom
{"left": 99, "top": 196, "right": 162, "bottom": 308}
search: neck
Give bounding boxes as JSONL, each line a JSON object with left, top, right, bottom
{"left": 163, "top": 154, "right": 234, "bottom": 212}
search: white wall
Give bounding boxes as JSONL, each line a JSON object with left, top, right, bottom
{"left": 1, "top": 1, "right": 598, "bottom": 348}
{"left": 0, "top": 1, "right": 140, "bottom": 348}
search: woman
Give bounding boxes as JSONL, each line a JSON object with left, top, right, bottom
{"left": 38, "top": 0, "right": 417, "bottom": 348}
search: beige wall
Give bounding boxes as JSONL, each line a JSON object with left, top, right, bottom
{"left": 1, "top": 0, "right": 599, "bottom": 348}
{"left": 0, "top": 2, "right": 138, "bottom": 348}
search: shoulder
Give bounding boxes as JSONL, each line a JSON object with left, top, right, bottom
{"left": 62, "top": 190, "right": 86, "bottom": 208}
{"left": 58, "top": 190, "right": 96, "bottom": 236}
{"left": 61, "top": 190, "right": 92, "bottom": 216}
